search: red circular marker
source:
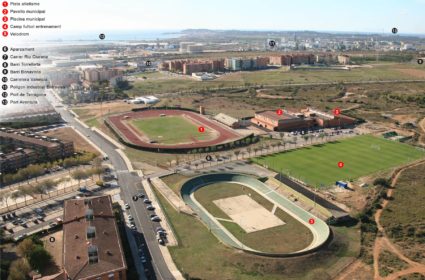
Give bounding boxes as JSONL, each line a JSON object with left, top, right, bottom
{"left": 198, "top": 126, "right": 205, "bottom": 133}
{"left": 2, "top": 9, "right": 7, "bottom": 15}
{"left": 333, "top": 108, "right": 341, "bottom": 116}
{"left": 276, "top": 109, "right": 283, "bottom": 115}
{"left": 2, "top": 16, "right": 7, "bottom": 22}
{"left": 2, "top": 23, "right": 7, "bottom": 30}
{"left": 338, "top": 161, "right": 344, "bottom": 168}
{"left": 2, "top": 30, "right": 7, "bottom": 37}
{"left": 309, "top": 218, "right": 315, "bottom": 225}
{"left": 2, "top": 2, "right": 8, "bottom": 8}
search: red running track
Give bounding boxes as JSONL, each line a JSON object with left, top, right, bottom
{"left": 107, "top": 110, "right": 242, "bottom": 149}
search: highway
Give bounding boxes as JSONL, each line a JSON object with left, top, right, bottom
{"left": 46, "top": 92, "right": 175, "bottom": 280}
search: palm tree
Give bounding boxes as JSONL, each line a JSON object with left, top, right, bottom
{"left": 234, "top": 150, "right": 241, "bottom": 160}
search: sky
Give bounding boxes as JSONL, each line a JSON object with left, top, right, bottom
{"left": 32, "top": 0, "right": 425, "bottom": 35}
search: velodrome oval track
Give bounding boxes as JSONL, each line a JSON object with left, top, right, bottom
{"left": 180, "top": 173, "right": 331, "bottom": 257}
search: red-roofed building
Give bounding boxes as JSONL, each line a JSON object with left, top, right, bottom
{"left": 62, "top": 196, "right": 126, "bottom": 280}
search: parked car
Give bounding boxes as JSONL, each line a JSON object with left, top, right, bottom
{"left": 137, "top": 192, "right": 145, "bottom": 198}
{"left": 157, "top": 237, "right": 165, "bottom": 245}
{"left": 124, "top": 203, "right": 130, "bottom": 209}
{"left": 140, "top": 254, "right": 147, "bottom": 263}
{"left": 49, "top": 222, "right": 57, "bottom": 228}
{"left": 146, "top": 205, "right": 155, "bottom": 211}
{"left": 34, "top": 208, "right": 44, "bottom": 215}
{"left": 150, "top": 216, "right": 161, "bottom": 222}
{"left": 128, "top": 215, "right": 134, "bottom": 221}
{"left": 143, "top": 199, "right": 151, "bottom": 204}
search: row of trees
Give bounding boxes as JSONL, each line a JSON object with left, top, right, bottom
{"left": 178, "top": 134, "right": 333, "bottom": 167}
{"left": 2, "top": 152, "right": 98, "bottom": 186}
{"left": 0, "top": 165, "right": 104, "bottom": 210}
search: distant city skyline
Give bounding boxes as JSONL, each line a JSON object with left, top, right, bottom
{"left": 40, "top": 0, "right": 425, "bottom": 35}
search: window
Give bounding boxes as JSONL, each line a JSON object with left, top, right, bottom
{"left": 88, "top": 245, "right": 98, "bottom": 264}
{"left": 85, "top": 208, "right": 94, "bottom": 221}
{"left": 87, "top": 226, "right": 96, "bottom": 239}
{"left": 108, "top": 273, "right": 114, "bottom": 280}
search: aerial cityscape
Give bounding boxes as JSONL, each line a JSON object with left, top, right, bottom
{"left": 1, "top": 1, "right": 425, "bottom": 280}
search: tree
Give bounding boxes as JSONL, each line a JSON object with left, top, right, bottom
{"left": 18, "top": 185, "right": 33, "bottom": 205}
{"left": 29, "top": 245, "right": 52, "bottom": 271}
{"left": 234, "top": 150, "right": 241, "bottom": 160}
{"left": 0, "top": 193, "right": 9, "bottom": 210}
{"left": 17, "top": 239, "right": 35, "bottom": 258}
{"left": 7, "top": 259, "right": 31, "bottom": 280}
{"left": 71, "top": 169, "right": 89, "bottom": 186}
{"left": 33, "top": 183, "right": 46, "bottom": 200}
{"left": 42, "top": 179, "right": 56, "bottom": 198}
{"left": 10, "top": 191, "right": 22, "bottom": 208}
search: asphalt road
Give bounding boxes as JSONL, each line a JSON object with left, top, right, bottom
{"left": 47, "top": 92, "right": 175, "bottom": 280}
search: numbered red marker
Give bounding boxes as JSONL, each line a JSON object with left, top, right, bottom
{"left": 198, "top": 126, "right": 205, "bottom": 133}
{"left": 2, "top": 2, "right": 8, "bottom": 8}
{"left": 2, "top": 23, "right": 7, "bottom": 30}
{"left": 2, "top": 30, "right": 7, "bottom": 37}
{"left": 2, "top": 16, "right": 7, "bottom": 22}
{"left": 276, "top": 109, "right": 283, "bottom": 115}
{"left": 308, "top": 218, "right": 315, "bottom": 225}
{"left": 333, "top": 108, "right": 341, "bottom": 116}
{"left": 338, "top": 161, "right": 344, "bottom": 168}
{"left": 2, "top": 9, "right": 7, "bottom": 15}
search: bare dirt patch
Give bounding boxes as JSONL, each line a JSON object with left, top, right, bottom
{"left": 44, "top": 127, "right": 99, "bottom": 155}
{"left": 213, "top": 194, "right": 284, "bottom": 233}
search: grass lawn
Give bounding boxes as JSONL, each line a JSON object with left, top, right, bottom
{"left": 129, "top": 115, "right": 214, "bottom": 144}
{"left": 253, "top": 135, "right": 425, "bottom": 187}
{"left": 194, "top": 182, "right": 274, "bottom": 219}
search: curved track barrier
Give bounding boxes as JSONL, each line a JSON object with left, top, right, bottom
{"left": 181, "top": 173, "right": 331, "bottom": 257}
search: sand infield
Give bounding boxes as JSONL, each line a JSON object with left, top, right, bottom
{"left": 214, "top": 195, "right": 285, "bottom": 233}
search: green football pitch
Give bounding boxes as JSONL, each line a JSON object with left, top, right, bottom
{"left": 130, "top": 116, "right": 214, "bottom": 144}
{"left": 253, "top": 135, "right": 425, "bottom": 187}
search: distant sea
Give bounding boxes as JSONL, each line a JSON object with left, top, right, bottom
{"left": 28, "top": 30, "right": 183, "bottom": 46}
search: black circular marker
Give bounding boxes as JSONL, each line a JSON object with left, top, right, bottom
{"left": 418, "top": 59, "right": 424, "bottom": 65}
{"left": 2, "top": 91, "right": 7, "bottom": 98}
{"left": 2, "top": 62, "right": 7, "bottom": 67}
{"left": 2, "top": 69, "right": 7, "bottom": 74}
{"left": 1, "top": 76, "right": 6, "bottom": 82}
{"left": 269, "top": 40, "right": 276, "bottom": 47}
{"left": 2, "top": 46, "right": 7, "bottom": 52}
{"left": 2, "top": 84, "right": 7, "bottom": 90}
{"left": 49, "top": 237, "right": 55, "bottom": 243}
{"left": 2, "top": 99, "right": 7, "bottom": 105}
{"left": 2, "top": 54, "right": 7, "bottom": 60}
{"left": 392, "top": 27, "right": 398, "bottom": 34}
{"left": 99, "top": 33, "right": 105, "bottom": 40}
{"left": 146, "top": 61, "right": 152, "bottom": 67}
{"left": 206, "top": 155, "right": 212, "bottom": 161}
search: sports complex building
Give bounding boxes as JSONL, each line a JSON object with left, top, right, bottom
{"left": 251, "top": 108, "right": 356, "bottom": 131}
